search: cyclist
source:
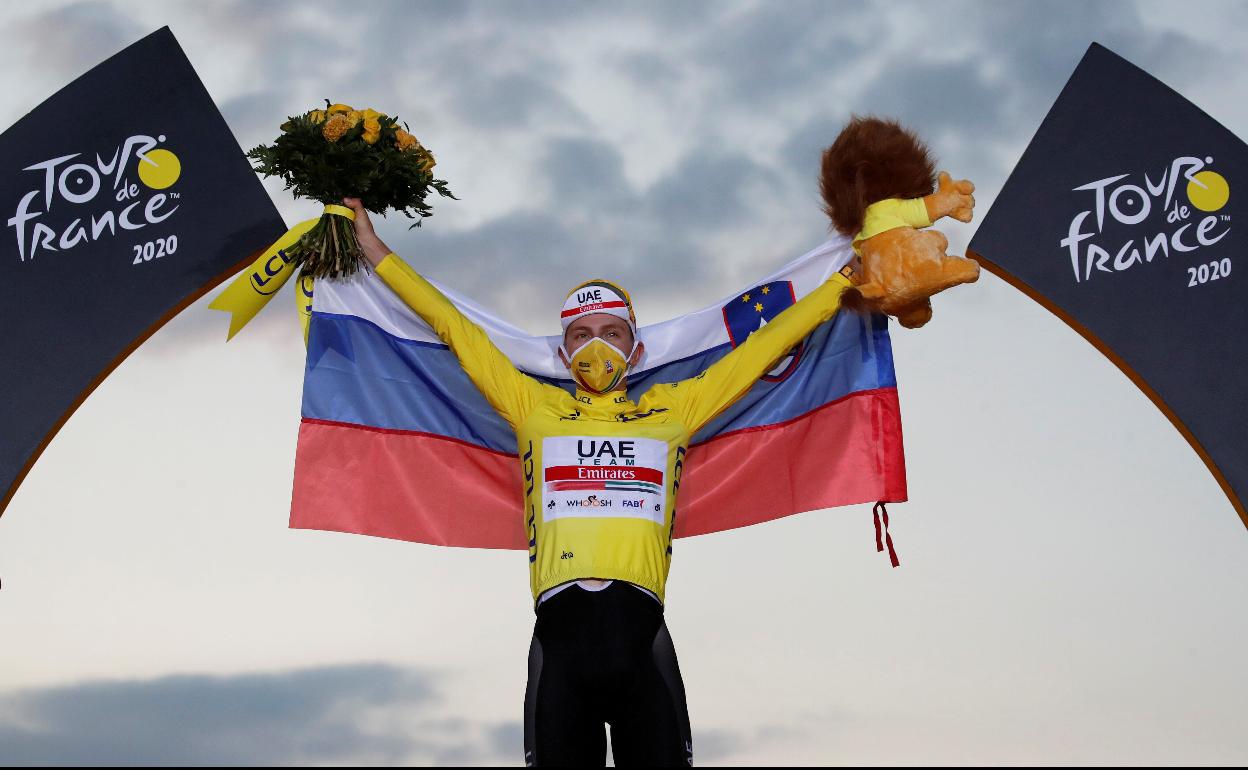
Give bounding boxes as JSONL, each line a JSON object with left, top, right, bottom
{"left": 340, "top": 196, "right": 854, "bottom": 766}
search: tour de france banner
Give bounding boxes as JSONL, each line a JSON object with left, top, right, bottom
{"left": 968, "top": 43, "right": 1247, "bottom": 529}
{"left": 0, "top": 26, "right": 286, "bottom": 515}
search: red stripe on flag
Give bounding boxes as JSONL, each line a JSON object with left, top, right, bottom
{"left": 289, "top": 387, "right": 906, "bottom": 550}
{"left": 290, "top": 420, "right": 526, "bottom": 549}
{"left": 675, "top": 387, "right": 907, "bottom": 537}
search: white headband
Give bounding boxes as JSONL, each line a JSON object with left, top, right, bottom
{"left": 560, "top": 280, "right": 636, "bottom": 333}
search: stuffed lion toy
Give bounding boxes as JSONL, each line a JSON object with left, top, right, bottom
{"left": 820, "top": 115, "right": 980, "bottom": 328}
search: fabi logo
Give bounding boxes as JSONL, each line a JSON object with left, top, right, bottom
{"left": 8, "top": 133, "right": 182, "bottom": 263}
{"left": 1060, "top": 155, "right": 1231, "bottom": 287}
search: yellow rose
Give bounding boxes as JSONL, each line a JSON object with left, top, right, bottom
{"left": 362, "top": 108, "right": 384, "bottom": 121}
{"left": 362, "top": 117, "right": 381, "bottom": 145}
{"left": 394, "top": 129, "right": 419, "bottom": 152}
{"left": 307, "top": 109, "right": 326, "bottom": 124}
{"left": 327, "top": 103, "right": 353, "bottom": 115}
{"left": 322, "top": 113, "right": 351, "bottom": 142}
{"left": 419, "top": 150, "right": 437, "bottom": 172}
{"left": 345, "top": 110, "right": 363, "bottom": 127}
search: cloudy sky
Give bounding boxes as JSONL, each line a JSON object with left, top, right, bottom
{"left": 2, "top": 0, "right": 1247, "bottom": 765}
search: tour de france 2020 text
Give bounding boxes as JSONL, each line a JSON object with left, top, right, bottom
{"left": 131, "top": 234, "right": 178, "bottom": 265}
{"left": 1187, "top": 257, "right": 1231, "bottom": 288}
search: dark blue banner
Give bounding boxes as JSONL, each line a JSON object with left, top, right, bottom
{"left": 969, "top": 43, "right": 1247, "bottom": 529}
{"left": 0, "top": 27, "right": 286, "bottom": 514}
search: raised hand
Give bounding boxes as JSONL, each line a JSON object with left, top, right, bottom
{"left": 924, "top": 171, "right": 976, "bottom": 223}
{"left": 341, "top": 197, "right": 393, "bottom": 268}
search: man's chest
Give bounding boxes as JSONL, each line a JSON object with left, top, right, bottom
{"left": 516, "top": 403, "right": 690, "bottom": 525}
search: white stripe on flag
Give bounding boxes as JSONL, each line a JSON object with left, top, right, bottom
{"left": 311, "top": 236, "right": 854, "bottom": 379}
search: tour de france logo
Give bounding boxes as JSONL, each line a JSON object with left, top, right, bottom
{"left": 135, "top": 146, "right": 182, "bottom": 190}
{"left": 1060, "top": 155, "right": 1231, "bottom": 289}
{"left": 1185, "top": 168, "right": 1230, "bottom": 213}
{"left": 8, "top": 133, "right": 183, "bottom": 265}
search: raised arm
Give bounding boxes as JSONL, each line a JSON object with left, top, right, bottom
{"left": 345, "top": 198, "right": 546, "bottom": 429}
{"left": 665, "top": 271, "right": 854, "bottom": 434}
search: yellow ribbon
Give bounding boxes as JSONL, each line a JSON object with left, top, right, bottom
{"left": 209, "top": 205, "right": 354, "bottom": 345}
{"left": 297, "top": 270, "right": 315, "bottom": 348}
{"left": 322, "top": 203, "right": 356, "bottom": 220}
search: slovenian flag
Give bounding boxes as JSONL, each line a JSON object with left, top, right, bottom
{"left": 289, "top": 235, "right": 907, "bottom": 552}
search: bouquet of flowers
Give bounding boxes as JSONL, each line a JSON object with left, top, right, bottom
{"left": 246, "top": 100, "right": 456, "bottom": 279}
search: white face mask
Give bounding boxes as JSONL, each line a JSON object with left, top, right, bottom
{"left": 559, "top": 336, "right": 639, "bottom": 394}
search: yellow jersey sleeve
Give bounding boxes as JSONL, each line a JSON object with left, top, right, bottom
{"left": 854, "top": 197, "right": 933, "bottom": 254}
{"left": 664, "top": 272, "right": 854, "bottom": 433}
{"left": 374, "top": 251, "right": 547, "bottom": 429}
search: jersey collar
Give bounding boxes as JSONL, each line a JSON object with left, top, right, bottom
{"left": 572, "top": 385, "right": 635, "bottom": 411}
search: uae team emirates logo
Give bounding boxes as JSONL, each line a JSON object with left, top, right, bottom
{"left": 541, "top": 436, "right": 666, "bottom": 524}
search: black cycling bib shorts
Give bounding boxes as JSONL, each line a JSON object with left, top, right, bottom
{"left": 523, "top": 580, "right": 694, "bottom": 766}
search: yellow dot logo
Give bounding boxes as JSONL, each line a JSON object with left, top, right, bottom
{"left": 137, "top": 148, "right": 181, "bottom": 190}
{"left": 1186, "top": 170, "right": 1229, "bottom": 212}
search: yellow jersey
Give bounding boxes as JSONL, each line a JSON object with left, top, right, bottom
{"left": 373, "top": 251, "right": 854, "bottom": 608}
{"left": 853, "top": 197, "right": 933, "bottom": 255}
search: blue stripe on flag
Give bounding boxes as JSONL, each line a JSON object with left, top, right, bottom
{"left": 302, "top": 307, "right": 896, "bottom": 452}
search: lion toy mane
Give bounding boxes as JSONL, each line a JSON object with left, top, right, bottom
{"left": 820, "top": 115, "right": 980, "bottom": 328}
